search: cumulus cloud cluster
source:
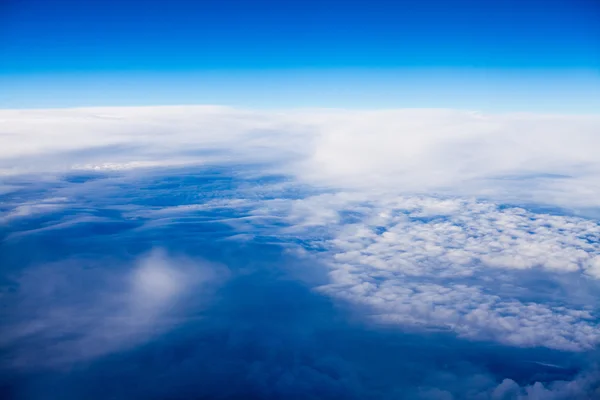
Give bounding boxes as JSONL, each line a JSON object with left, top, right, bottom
{"left": 173, "top": 192, "right": 599, "bottom": 352}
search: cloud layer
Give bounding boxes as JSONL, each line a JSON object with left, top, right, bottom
{"left": 2, "top": 107, "right": 600, "bottom": 209}
{"left": 1, "top": 106, "right": 600, "bottom": 399}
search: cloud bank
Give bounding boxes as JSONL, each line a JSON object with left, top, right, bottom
{"left": 1, "top": 107, "right": 600, "bottom": 209}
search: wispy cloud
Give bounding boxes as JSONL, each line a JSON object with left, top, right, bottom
{"left": 0, "top": 249, "right": 227, "bottom": 369}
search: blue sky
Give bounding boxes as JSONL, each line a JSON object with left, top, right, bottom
{"left": 3, "top": 3, "right": 600, "bottom": 399}
{"left": 1, "top": 0, "right": 599, "bottom": 110}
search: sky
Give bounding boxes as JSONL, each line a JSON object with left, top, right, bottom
{"left": 2, "top": 1, "right": 600, "bottom": 399}
{"left": 1, "top": 0, "right": 599, "bottom": 110}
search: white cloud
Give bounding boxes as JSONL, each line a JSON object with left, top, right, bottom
{"left": 0, "top": 249, "right": 227, "bottom": 369}
{"left": 585, "top": 257, "right": 600, "bottom": 279}
{"left": 236, "top": 193, "right": 600, "bottom": 351}
{"left": 0, "top": 197, "right": 70, "bottom": 224}
{"left": 321, "top": 280, "right": 599, "bottom": 351}
{"left": 491, "top": 369, "right": 600, "bottom": 400}
{"left": 1, "top": 107, "right": 600, "bottom": 210}
{"left": 0, "top": 106, "right": 312, "bottom": 176}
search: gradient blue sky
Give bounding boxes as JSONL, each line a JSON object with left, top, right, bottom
{"left": 1, "top": 0, "right": 599, "bottom": 110}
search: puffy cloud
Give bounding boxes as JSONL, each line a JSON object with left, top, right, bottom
{"left": 491, "top": 368, "right": 600, "bottom": 400}
{"left": 586, "top": 256, "right": 600, "bottom": 279}
{"left": 242, "top": 193, "right": 600, "bottom": 351}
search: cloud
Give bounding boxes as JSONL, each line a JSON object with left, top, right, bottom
{"left": 241, "top": 193, "right": 600, "bottom": 351}
{"left": 2, "top": 106, "right": 600, "bottom": 399}
{"left": 1, "top": 107, "right": 600, "bottom": 210}
{"left": 0, "top": 197, "right": 69, "bottom": 224}
{"left": 586, "top": 256, "right": 600, "bottom": 279}
{"left": 2, "top": 167, "right": 599, "bottom": 354}
{"left": 491, "top": 368, "right": 600, "bottom": 400}
{"left": 0, "top": 106, "right": 313, "bottom": 177}
{"left": 0, "top": 249, "right": 226, "bottom": 369}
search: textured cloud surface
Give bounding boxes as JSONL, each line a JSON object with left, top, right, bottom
{"left": 2, "top": 107, "right": 600, "bottom": 208}
{"left": 1, "top": 107, "right": 599, "bottom": 399}
{"left": 247, "top": 195, "right": 600, "bottom": 348}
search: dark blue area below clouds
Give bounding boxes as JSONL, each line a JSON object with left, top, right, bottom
{"left": 0, "top": 243, "right": 585, "bottom": 400}
{"left": 0, "top": 168, "right": 598, "bottom": 399}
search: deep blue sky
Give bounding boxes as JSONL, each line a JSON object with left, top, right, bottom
{"left": 1, "top": 0, "right": 599, "bottom": 109}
